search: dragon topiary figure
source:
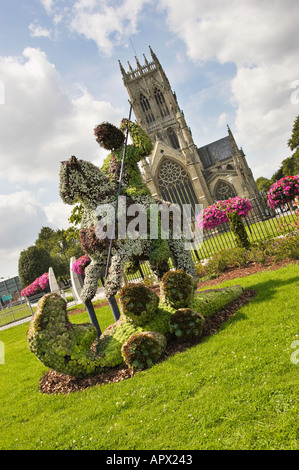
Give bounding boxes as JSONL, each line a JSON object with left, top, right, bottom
{"left": 27, "top": 269, "right": 244, "bottom": 377}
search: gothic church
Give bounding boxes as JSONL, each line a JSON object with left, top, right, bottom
{"left": 119, "top": 47, "right": 260, "bottom": 211}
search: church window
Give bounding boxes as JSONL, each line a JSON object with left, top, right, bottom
{"left": 154, "top": 87, "right": 169, "bottom": 117}
{"left": 139, "top": 93, "right": 155, "bottom": 124}
{"left": 215, "top": 180, "right": 236, "bottom": 201}
{"left": 167, "top": 128, "right": 180, "bottom": 149}
{"left": 158, "top": 159, "right": 199, "bottom": 218}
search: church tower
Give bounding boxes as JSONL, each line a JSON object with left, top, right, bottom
{"left": 119, "top": 47, "right": 261, "bottom": 212}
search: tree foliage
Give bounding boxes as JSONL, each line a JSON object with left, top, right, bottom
{"left": 256, "top": 115, "right": 299, "bottom": 188}
{"left": 18, "top": 246, "right": 53, "bottom": 288}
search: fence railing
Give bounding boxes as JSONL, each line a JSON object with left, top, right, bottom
{"left": 0, "top": 298, "right": 34, "bottom": 328}
{"left": 1, "top": 197, "right": 298, "bottom": 328}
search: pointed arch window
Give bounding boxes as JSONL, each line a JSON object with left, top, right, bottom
{"left": 139, "top": 93, "right": 155, "bottom": 124}
{"left": 167, "top": 128, "right": 180, "bottom": 149}
{"left": 154, "top": 87, "right": 169, "bottom": 117}
{"left": 158, "top": 159, "right": 199, "bottom": 218}
{"left": 215, "top": 180, "right": 236, "bottom": 201}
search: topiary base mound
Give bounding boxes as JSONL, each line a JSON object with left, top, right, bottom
{"left": 39, "top": 288, "right": 257, "bottom": 394}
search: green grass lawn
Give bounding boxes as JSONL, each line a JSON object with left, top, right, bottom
{"left": 0, "top": 263, "right": 298, "bottom": 450}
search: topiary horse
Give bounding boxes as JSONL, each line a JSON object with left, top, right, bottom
{"left": 59, "top": 120, "right": 196, "bottom": 325}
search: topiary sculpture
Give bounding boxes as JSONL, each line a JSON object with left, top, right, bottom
{"left": 27, "top": 270, "right": 244, "bottom": 378}
{"left": 59, "top": 120, "right": 196, "bottom": 314}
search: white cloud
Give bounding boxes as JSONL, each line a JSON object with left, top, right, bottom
{"left": 29, "top": 22, "right": 52, "bottom": 38}
{"left": 39, "top": 0, "right": 150, "bottom": 56}
{"left": 0, "top": 46, "right": 124, "bottom": 277}
{"left": 0, "top": 47, "right": 123, "bottom": 185}
{"left": 157, "top": 0, "right": 299, "bottom": 178}
{"left": 44, "top": 201, "right": 73, "bottom": 228}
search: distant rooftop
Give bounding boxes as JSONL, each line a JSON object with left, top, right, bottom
{"left": 197, "top": 136, "right": 235, "bottom": 168}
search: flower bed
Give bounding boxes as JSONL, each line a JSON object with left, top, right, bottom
{"left": 71, "top": 255, "right": 90, "bottom": 276}
{"left": 267, "top": 174, "right": 299, "bottom": 209}
{"left": 21, "top": 273, "right": 49, "bottom": 297}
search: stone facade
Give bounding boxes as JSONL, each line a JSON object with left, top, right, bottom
{"left": 119, "top": 47, "right": 260, "bottom": 210}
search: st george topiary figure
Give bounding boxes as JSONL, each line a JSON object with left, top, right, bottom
{"left": 27, "top": 269, "right": 244, "bottom": 378}
{"left": 59, "top": 119, "right": 196, "bottom": 315}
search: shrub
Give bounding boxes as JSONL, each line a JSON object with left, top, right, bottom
{"left": 121, "top": 331, "right": 167, "bottom": 370}
{"left": 170, "top": 308, "right": 205, "bottom": 340}
{"left": 18, "top": 245, "right": 53, "bottom": 288}
{"left": 226, "top": 211, "right": 251, "bottom": 249}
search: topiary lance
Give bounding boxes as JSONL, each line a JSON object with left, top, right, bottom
{"left": 28, "top": 270, "right": 245, "bottom": 378}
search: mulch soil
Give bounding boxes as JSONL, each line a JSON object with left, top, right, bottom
{"left": 38, "top": 258, "right": 299, "bottom": 395}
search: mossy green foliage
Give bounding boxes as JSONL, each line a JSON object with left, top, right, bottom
{"left": 27, "top": 293, "right": 103, "bottom": 377}
{"left": 121, "top": 331, "right": 167, "bottom": 371}
{"left": 170, "top": 308, "right": 205, "bottom": 340}
{"left": 118, "top": 283, "right": 159, "bottom": 326}
{"left": 191, "top": 285, "right": 243, "bottom": 318}
{"left": 227, "top": 211, "right": 251, "bottom": 249}
{"left": 27, "top": 271, "right": 244, "bottom": 377}
{"left": 160, "top": 269, "right": 197, "bottom": 309}
{"left": 100, "top": 120, "right": 153, "bottom": 199}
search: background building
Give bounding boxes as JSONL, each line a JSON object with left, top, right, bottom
{"left": 119, "top": 47, "right": 261, "bottom": 212}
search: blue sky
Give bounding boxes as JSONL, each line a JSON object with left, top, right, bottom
{"left": 1, "top": 0, "right": 299, "bottom": 278}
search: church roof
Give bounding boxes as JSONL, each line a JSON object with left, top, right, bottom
{"left": 197, "top": 136, "right": 235, "bottom": 168}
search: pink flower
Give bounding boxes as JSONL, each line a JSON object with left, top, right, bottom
{"left": 197, "top": 196, "right": 252, "bottom": 230}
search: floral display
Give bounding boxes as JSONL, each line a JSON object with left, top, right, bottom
{"left": 71, "top": 254, "right": 90, "bottom": 276}
{"left": 59, "top": 119, "right": 196, "bottom": 305}
{"left": 267, "top": 175, "right": 299, "bottom": 209}
{"left": 21, "top": 273, "right": 49, "bottom": 297}
{"left": 27, "top": 270, "right": 244, "bottom": 377}
{"left": 197, "top": 196, "right": 253, "bottom": 230}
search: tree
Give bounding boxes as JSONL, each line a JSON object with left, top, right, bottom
{"left": 18, "top": 246, "right": 53, "bottom": 288}
{"left": 288, "top": 115, "right": 299, "bottom": 153}
{"left": 35, "top": 226, "right": 83, "bottom": 282}
{"left": 255, "top": 176, "right": 272, "bottom": 193}
{"left": 281, "top": 154, "right": 299, "bottom": 177}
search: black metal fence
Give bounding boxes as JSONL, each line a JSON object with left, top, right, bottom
{"left": 119, "top": 195, "right": 299, "bottom": 281}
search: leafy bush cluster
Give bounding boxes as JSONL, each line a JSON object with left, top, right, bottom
{"left": 28, "top": 270, "right": 244, "bottom": 377}
{"left": 195, "top": 232, "right": 299, "bottom": 280}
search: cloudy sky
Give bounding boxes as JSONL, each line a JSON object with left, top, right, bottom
{"left": 1, "top": 0, "right": 299, "bottom": 279}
